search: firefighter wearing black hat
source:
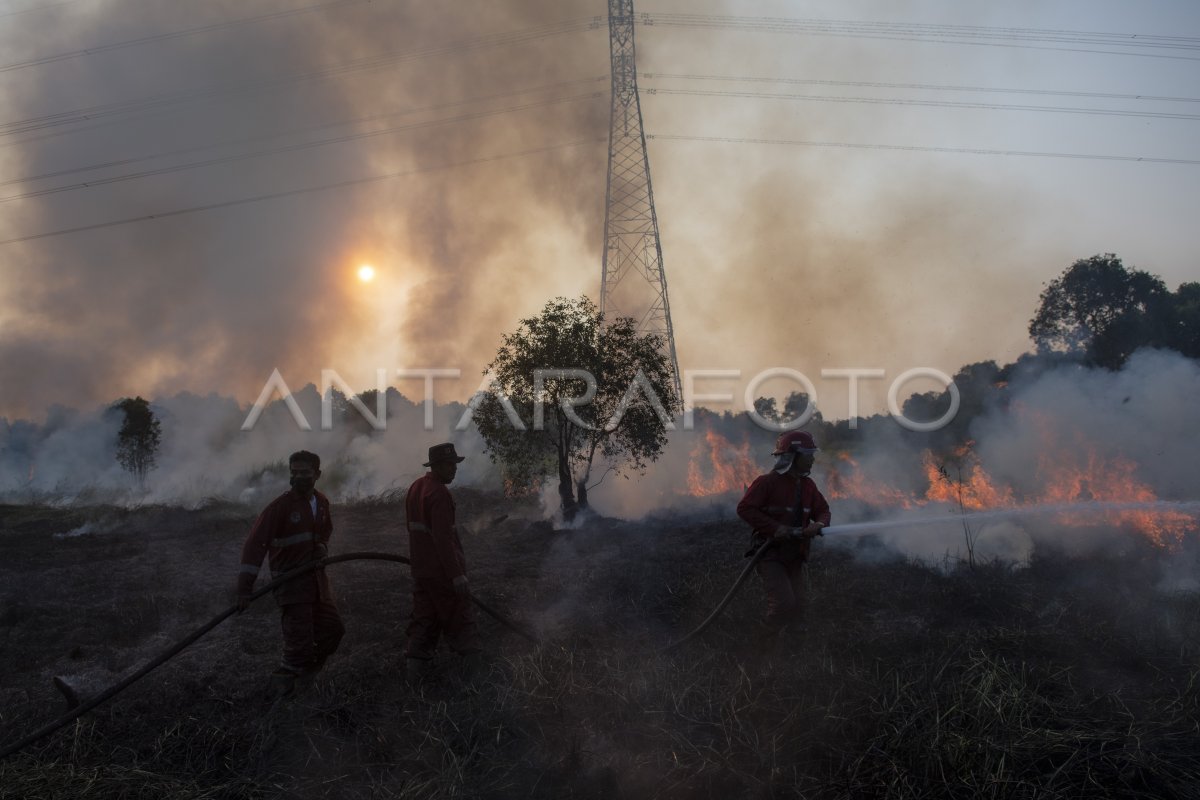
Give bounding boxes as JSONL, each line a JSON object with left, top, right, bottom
{"left": 736, "top": 431, "right": 831, "bottom": 648}
{"left": 236, "top": 450, "right": 344, "bottom": 695}
{"left": 403, "top": 442, "right": 480, "bottom": 682}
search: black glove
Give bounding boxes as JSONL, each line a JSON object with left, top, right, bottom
{"left": 312, "top": 542, "right": 329, "bottom": 561}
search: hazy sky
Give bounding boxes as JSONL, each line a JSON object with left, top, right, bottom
{"left": 1, "top": 0, "right": 1197, "bottom": 421}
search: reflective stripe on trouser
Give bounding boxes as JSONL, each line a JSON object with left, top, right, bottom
{"left": 404, "top": 580, "right": 478, "bottom": 660}
{"left": 279, "top": 600, "right": 345, "bottom": 673}
{"left": 756, "top": 559, "right": 807, "bottom": 631}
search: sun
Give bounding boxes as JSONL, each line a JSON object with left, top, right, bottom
{"left": 357, "top": 264, "right": 376, "bottom": 283}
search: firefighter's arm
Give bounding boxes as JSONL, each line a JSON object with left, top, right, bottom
{"left": 736, "top": 476, "right": 781, "bottom": 538}
{"left": 236, "top": 504, "right": 274, "bottom": 611}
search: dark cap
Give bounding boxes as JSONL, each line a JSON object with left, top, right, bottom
{"left": 424, "top": 442, "right": 465, "bottom": 467}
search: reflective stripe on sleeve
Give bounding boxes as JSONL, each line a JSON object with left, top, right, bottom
{"left": 270, "top": 531, "right": 314, "bottom": 548}
{"left": 239, "top": 564, "right": 260, "bottom": 576}
{"left": 409, "top": 522, "right": 429, "bottom": 532}
{"left": 764, "top": 506, "right": 794, "bottom": 514}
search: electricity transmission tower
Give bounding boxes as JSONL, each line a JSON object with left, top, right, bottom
{"left": 601, "top": 0, "right": 682, "bottom": 401}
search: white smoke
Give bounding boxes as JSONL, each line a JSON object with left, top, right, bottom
{"left": 1, "top": 349, "right": 1197, "bottom": 588}
{"left": 0, "top": 383, "right": 497, "bottom": 505}
{"left": 973, "top": 349, "right": 1200, "bottom": 501}
{"left": 822, "top": 349, "right": 1200, "bottom": 570}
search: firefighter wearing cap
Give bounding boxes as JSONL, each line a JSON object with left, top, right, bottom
{"left": 736, "top": 431, "right": 831, "bottom": 646}
{"left": 404, "top": 442, "right": 479, "bottom": 681}
{"left": 236, "top": 450, "right": 345, "bottom": 694}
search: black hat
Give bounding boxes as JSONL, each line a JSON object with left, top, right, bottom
{"left": 424, "top": 442, "right": 465, "bottom": 467}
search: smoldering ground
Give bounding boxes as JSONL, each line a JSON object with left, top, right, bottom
{"left": 1, "top": 349, "right": 1199, "bottom": 795}
{"left": 3, "top": 485, "right": 1200, "bottom": 798}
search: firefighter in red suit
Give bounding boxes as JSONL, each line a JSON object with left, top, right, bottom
{"left": 736, "top": 431, "right": 831, "bottom": 647}
{"left": 236, "top": 450, "right": 344, "bottom": 694}
{"left": 404, "top": 442, "right": 479, "bottom": 682}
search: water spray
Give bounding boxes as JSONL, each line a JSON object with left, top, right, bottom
{"left": 818, "top": 500, "right": 1200, "bottom": 537}
{"left": 5, "top": 500, "right": 1195, "bottom": 761}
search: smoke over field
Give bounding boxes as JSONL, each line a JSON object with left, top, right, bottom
{"left": 1, "top": 491, "right": 1199, "bottom": 798}
{"left": 2, "top": 352, "right": 1199, "bottom": 795}
{"left": 4, "top": 350, "right": 1196, "bottom": 573}
{"left": 4, "top": 350, "right": 1195, "bottom": 796}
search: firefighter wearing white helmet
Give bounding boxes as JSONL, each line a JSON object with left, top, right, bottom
{"left": 736, "top": 430, "right": 831, "bottom": 650}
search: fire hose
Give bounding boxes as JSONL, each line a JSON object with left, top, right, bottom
{"left": 0, "top": 552, "right": 538, "bottom": 762}
{"left": 660, "top": 537, "right": 774, "bottom": 652}
{"left": 2, "top": 537, "right": 786, "bottom": 760}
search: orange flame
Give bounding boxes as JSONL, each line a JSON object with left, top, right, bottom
{"left": 683, "top": 420, "right": 1193, "bottom": 547}
{"left": 918, "top": 437, "right": 1191, "bottom": 548}
{"left": 686, "top": 427, "right": 760, "bottom": 496}
{"left": 826, "top": 453, "right": 917, "bottom": 509}
{"left": 923, "top": 450, "right": 1015, "bottom": 510}
{"left": 1034, "top": 446, "right": 1192, "bottom": 547}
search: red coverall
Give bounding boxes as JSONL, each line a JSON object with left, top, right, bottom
{"left": 238, "top": 489, "right": 344, "bottom": 674}
{"left": 736, "top": 471, "right": 832, "bottom": 632}
{"left": 404, "top": 473, "right": 478, "bottom": 659}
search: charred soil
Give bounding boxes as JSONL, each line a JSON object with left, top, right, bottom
{"left": 1, "top": 495, "right": 1198, "bottom": 799}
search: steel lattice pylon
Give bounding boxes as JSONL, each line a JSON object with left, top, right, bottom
{"left": 601, "top": 0, "right": 682, "bottom": 401}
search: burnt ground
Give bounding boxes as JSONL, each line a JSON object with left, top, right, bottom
{"left": 0, "top": 493, "right": 1198, "bottom": 799}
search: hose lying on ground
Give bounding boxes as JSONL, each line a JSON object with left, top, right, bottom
{"left": 3, "top": 535, "right": 780, "bottom": 760}
{"left": 658, "top": 538, "right": 773, "bottom": 652}
{"left": 0, "top": 552, "right": 537, "bottom": 762}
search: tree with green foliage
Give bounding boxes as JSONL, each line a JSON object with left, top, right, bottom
{"left": 113, "top": 396, "right": 162, "bottom": 488}
{"left": 1169, "top": 282, "right": 1200, "bottom": 359}
{"left": 473, "top": 296, "right": 680, "bottom": 517}
{"left": 1029, "top": 254, "right": 1172, "bottom": 368}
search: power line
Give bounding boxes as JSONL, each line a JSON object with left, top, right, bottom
{"left": 644, "top": 86, "right": 1200, "bottom": 122}
{"left": 646, "top": 133, "right": 1200, "bottom": 166}
{"left": 636, "top": 12, "right": 1200, "bottom": 62}
{"left": 0, "top": 138, "right": 605, "bottom": 246}
{"left": 0, "top": 90, "right": 604, "bottom": 203}
{"left": 0, "top": 0, "right": 87, "bottom": 19}
{"left": 641, "top": 72, "right": 1200, "bottom": 105}
{"left": 0, "top": 0, "right": 373, "bottom": 73}
{"left": 638, "top": 12, "right": 1200, "bottom": 48}
{"left": 0, "top": 16, "right": 602, "bottom": 138}
{"left": 0, "top": 77, "right": 606, "bottom": 190}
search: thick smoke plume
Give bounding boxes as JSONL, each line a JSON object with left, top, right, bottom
{"left": 3, "top": 0, "right": 1173, "bottom": 422}
{"left": 0, "top": 0, "right": 607, "bottom": 418}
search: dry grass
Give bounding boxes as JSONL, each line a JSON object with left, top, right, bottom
{"left": 1, "top": 497, "right": 1198, "bottom": 798}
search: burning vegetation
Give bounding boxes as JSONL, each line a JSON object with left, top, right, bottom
{"left": 687, "top": 424, "right": 1195, "bottom": 549}
{"left": 1, "top": 255, "right": 1198, "bottom": 795}
{"left": 685, "top": 426, "right": 760, "bottom": 497}
{"left": 1, "top": 496, "right": 1198, "bottom": 798}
